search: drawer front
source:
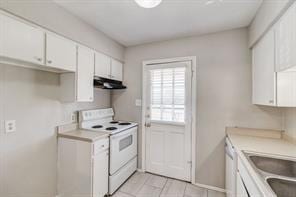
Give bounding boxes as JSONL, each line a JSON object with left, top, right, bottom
{"left": 93, "top": 138, "right": 109, "bottom": 155}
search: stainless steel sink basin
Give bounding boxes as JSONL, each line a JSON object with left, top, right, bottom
{"left": 244, "top": 151, "right": 296, "bottom": 197}
{"left": 267, "top": 178, "right": 296, "bottom": 197}
{"left": 249, "top": 155, "right": 296, "bottom": 178}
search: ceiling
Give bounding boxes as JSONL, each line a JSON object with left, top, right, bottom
{"left": 54, "top": 0, "right": 262, "bottom": 46}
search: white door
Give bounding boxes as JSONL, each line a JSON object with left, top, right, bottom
{"left": 46, "top": 33, "right": 76, "bottom": 72}
{"left": 76, "top": 45, "right": 94, "bottom": 102}
{"left": 0, "top": 13, "right": 44, "bottom": 65}
{"left": 111, "top": 59, "right": 123, "bottom": 81}
{"left": 252, "top": 30, "right": 276, "bottom": 106}
{"left": 144, "top": 61, "right": 192, "bottom": 181}
{"left": 95, "top": 52, "right": 111, "bottom": 79}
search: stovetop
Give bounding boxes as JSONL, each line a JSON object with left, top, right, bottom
{"left": 82, "top": 120, "right": 137, "bottom": 134}
{"left": 79, "top": 108, "right": 138, "bottom": 134}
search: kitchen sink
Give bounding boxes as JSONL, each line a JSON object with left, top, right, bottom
{"left": 249, "top": 155, "right": 296, "bottom": 178}
{"left": 267, "top": 178, "right": 296, "bottom": 197}
{"left": 244, "top": 152, "right": 296, "bottom": 197}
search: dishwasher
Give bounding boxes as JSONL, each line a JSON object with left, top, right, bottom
{"left": 225, "top": 137, "right": 237, "bottom": 197}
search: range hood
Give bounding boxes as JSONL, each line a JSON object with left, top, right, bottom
{"left": 94, "top": 76, "right": 126, "bottom": 89}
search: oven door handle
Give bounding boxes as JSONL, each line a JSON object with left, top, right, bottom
{"left": 111, "top": 129, "right": 136, "bottom": 139}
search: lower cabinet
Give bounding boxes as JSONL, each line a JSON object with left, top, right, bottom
{"left": 237, "top": 157, "right": 262, "bottom": 197}
{"left": 92, "top": 147, "right": 109, "bottom": 197}
{"left": 236, "top": 172, "right": 249, "bottom": 197}
{"left": 58, "top": 137, "right": 109, "bottom": 197}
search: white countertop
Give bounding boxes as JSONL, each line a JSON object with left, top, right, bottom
{"left": 227, "top": 127, "right": 296, "bottom": 197}
{"left": 58, "top": 129, "right": 109, "bottom": 142}
{"left": 57, "top": 123, "right": 109, "bottom": 142}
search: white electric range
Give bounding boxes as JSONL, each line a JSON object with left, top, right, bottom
{"left": 79, "top": 108, "right": 138, "bottom": 195}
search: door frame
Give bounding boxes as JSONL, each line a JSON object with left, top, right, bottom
{"left": 141, "top": 56, "right": 197, "bottom": 184}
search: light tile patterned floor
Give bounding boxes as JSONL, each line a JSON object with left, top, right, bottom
{"left": 112, "top": 172, "right": 225, "bottom": 197}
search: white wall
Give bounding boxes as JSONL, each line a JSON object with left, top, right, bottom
{"left": 112, "top": 28, "right": 283, "bottom": 188}
{"left": 248, "top": 0, "right": 293, "bottom": 47}
{"left": 0, "top": 1, "right": 124, "bottom": 196}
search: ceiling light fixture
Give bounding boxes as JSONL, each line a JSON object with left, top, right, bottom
{"left": 205, "top": 0, "right": 223, "bottom": 5}
{"left": 134, "top": 0, "right": 162, "bottom": 8}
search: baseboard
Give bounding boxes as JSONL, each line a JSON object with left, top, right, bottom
{"left": 193, "top": 182, "right": 226, "bottom": 193}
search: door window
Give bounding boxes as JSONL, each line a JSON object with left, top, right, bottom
{"left": 150, "top": 67, "right": 186, "bottom": 123}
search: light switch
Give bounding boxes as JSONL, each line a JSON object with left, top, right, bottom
{"left": 5, "top": 120, "right": 16, "bottom": 133}
{"left": 135, "top": 99, "right": 142, "bottom": 107}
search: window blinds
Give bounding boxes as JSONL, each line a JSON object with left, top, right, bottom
{"left": 150, "top": 67, "right": 186, "bottom": 123}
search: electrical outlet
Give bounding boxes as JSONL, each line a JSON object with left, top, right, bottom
{"left": 71, "top": 112, "right": 77, "bottom": 123}
{"left": 5, "top": 120, "right": 16, "bottom": 133}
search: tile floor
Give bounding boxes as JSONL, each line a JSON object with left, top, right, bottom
{"left": 112, "top": 172, "right": 225, "bottom": 197}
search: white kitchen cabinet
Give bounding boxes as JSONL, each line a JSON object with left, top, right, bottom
{"left": 236, "top": 172, "right": 248, "bottom": 197}
{"left": 58, "top": 137, "right": 109, "bottom": 197}
{"left": 275, "top": 3, "right": 296, "bottom": 72}
{"left": 95, "top": 52, "right": 111, "bottom": 79}
{"left": 111, "top": 59, "right": 123, "bottom": 81}
{"left": 237, "top": 157, "right": 262, "bottom": 197}
{"left": 46, "top": 33, "right": 77, "bottom": 72}
{"left": 60, "top": 46, "right": 94, "bottom": 102}
{"left": 252, "top": 27, "right": 296, "bottom": 107}
{"left": 252, "top": 30, "right": 276, "bottom": 106}
{"left": 95, "top": 52, "right": 123, "bottom": 81}
{"left": 93, "top": 149, "right": 109, "bottom": 197}
{"left": 0, "top": 13, "right": 45, "bottom": 66}
{"left": 76, "top": 45, "right": 94, "bottom": 102}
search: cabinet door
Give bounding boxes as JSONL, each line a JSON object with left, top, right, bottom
{"left": 236, "top": 172, "right": 248, "bottom": 197}
{"left": 93, "top": 150, "right": 109, "bottom": 197}
{"left": 252, "top": 30, "right": 276, "bottom": 106}
{"left": 275, "top": 4, "right": 296, "bottom": 71}
{"left": 0, "top": 13, "right": 44, "bottom": 65}
{"left": 111, "top": 59, "right": 123, "bottom": 81}
{"left": 77, "top": 46, "right": 94, "bottom": 102}
{"left": 277, "top": 72, "right": 296, "bottom": 107}
{"left": 46, "top": 33, "right": 76, "bottom": 72}
{"left": 95, "top": 52, "right": 111, "bottom": 79}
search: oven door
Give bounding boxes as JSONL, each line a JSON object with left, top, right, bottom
{"left": 109, "top": 126, "right": 137, "bottom": 175}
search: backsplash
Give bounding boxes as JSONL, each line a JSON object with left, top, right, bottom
{"left": 283, "top": 108, "right": 296, "bottom": 141}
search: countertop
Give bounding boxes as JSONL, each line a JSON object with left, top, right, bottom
{"left": 226, "top": 127, "right": 296, "bottom": 197}
{"left": 57, "top": 123, "right": 110, "bottom": 142}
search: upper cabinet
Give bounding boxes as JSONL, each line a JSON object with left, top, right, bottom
{"left": 76, "top": 45, "right": 94, "bottom": 102}
{"left": 0, "top": 12, "right": 76, "bottom": 73}
{"left": 95, "top": 52, "right": 111, "bottom": 79}
{"left": 252, "top": 27, "right": 296, "bottom": 107}
{"left": 275, "top": 3, "right": 296, "bottom": 72}
{"left": 0, "top": 13, "right": 45, "bottom": 65}
{"left": 46, "top": 33, "right": 77, "bottom": 72}
{"left": 111, "top": 59, "right": 123, "bottom": 81}
{"left": 252, "top": 30, "right": 276, "bottom": 106}
{"left": 95, "top": 52, "right": 123, "bottom": 81}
